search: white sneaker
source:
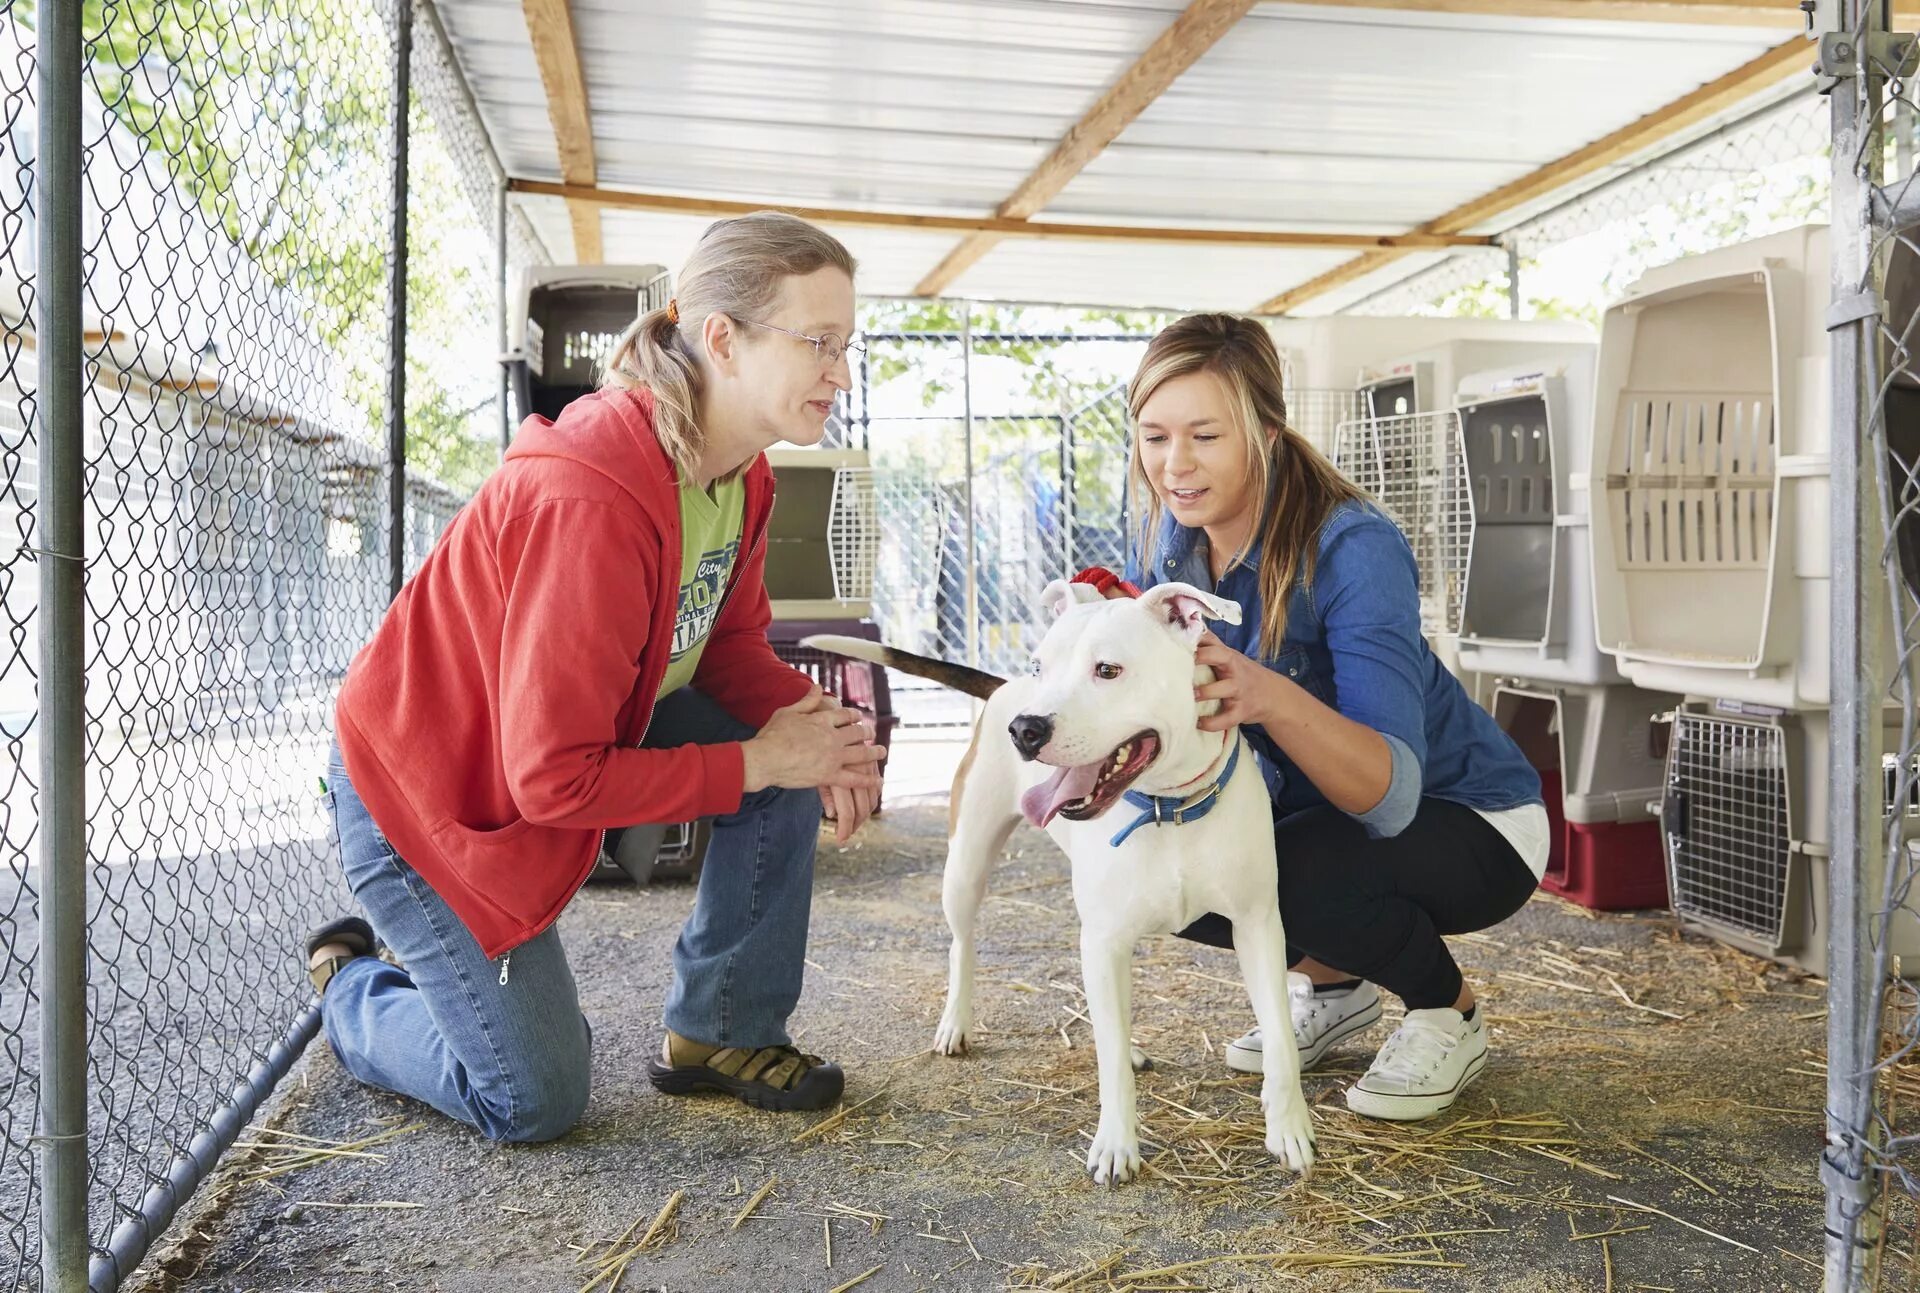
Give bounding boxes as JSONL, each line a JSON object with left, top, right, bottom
{"left": 1224, "top": 972, "right": 1384, "bottom": 1075}
{"left": 1343, "top": 1006, "right": 1487, "bottom": 1121}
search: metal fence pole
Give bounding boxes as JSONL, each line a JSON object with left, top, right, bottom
{"left": 34, "top": 0, "right": 89, "bottom": 1284}
{"left": 1825, "top": 5, "right": 1885, "bottom": 1286}
{"left": 1505, "top": 241, "right": 1521, "bottom": 319}
{"left": 497, "top": 177, "right": 510, "bottom": 454}
{"left": 386, "top": 0, "right": 414, "bottom": 598}
{"left": 962, "top": 302, "right": 979, "bottom": 670}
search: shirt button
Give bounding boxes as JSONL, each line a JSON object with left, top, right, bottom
{"left": 1165, "top": 558, "right": 1176, "bottom": 570}
{"left": 1287, "top": 667, "right": 1298, "bottom": 676}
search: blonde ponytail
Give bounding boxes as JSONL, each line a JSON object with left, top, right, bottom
{"left": 603, "top": 211, "right": 857, "bottom": 481}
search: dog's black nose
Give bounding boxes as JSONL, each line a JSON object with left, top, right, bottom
{"left": 1008, "top": 714, "right": 1053, "bottom": 761}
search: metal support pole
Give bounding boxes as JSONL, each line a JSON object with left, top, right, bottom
{"left": 962, "top": 303, "right": 978, "bottom": 671}
{"left": 858, "top": 346, "right": 871, "bottom": 452}
{"left": 386, "top": 0, "right": 413, "bottom": 599}
{"left": 35, "top": 0, "right": 88, "bottom": 1283}
{"left": 497, "top": 178, "right": 510, "bottom": 454}
{"left": 1825, "top": 4, "right": 1887, "bottom": 1285}
{"left": 1505, "top": 241, "right": 1521, "bottom": 320}
{"left": 1060, "top": 413, "right": 1075, "bottom": 575}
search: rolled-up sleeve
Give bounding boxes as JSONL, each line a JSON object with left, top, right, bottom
{"left": 1317, "top": 518, "right": 1430, "bottom": 838}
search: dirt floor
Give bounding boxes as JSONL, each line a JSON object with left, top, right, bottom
{"left": 133, "top": 791, "right": 1866, "bottom": 1293}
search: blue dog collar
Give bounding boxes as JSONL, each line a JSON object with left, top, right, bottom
{"left": 1109, "top": 736, "right": 1242, "bottom": 847}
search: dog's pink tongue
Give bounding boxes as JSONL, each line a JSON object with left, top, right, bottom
{"left": 1019, "top": 760, "right": 1104, "bottom": 827}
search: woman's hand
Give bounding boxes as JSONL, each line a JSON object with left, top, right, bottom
{"left": 820, "top": 781, "right": 877, "bottom": 845}
{"left": 815, "top": 696, "right": 880, "bottom": 844}
{"left": 1193, "top": 632, "right": 1285, "bottom": 732}
{"left": 742, "top": 685, "right": 885, "bottom": 794}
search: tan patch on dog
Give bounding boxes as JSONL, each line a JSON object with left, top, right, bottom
{"left": 948, "top": 717, "right": 987, "bottom": 835}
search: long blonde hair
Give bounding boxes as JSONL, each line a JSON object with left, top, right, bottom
{"left": 602, "top": 211, "right": 857, "bottom": 480}
{"left": 1127, "top": 313, "right": 1364, "bottom": 657}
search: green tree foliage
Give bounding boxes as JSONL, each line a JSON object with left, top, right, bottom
{"left": 66, "top": 0, "right": 498, "bottom": 491}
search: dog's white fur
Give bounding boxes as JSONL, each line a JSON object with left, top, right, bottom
{"left": 941, "top": 580, "right": 1314, "bottom": 1184}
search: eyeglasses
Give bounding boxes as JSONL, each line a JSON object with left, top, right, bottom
{"left": 738, "top": 318, "right": 866, "bottom": 367}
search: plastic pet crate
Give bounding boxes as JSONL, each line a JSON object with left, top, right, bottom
{"left": 1493, "top": 682, "right": 1677, "bottom": 910}
{"left": 763, "top": 448, "right": 881, "bottom": 622}
{"left": 1659, "top": 703, "right": 1920, "bottom": 973}
{"left": 1588, "top": 225, "right": 1846, "bottom": 709}
{"left": 1453, "top": 356, "right": 1624, "bottom": 687}
{"left": 768, "top": 618, "right": 899, "bottom": 811}
{"left": 504, "top": 263, "right": 670, "bottom": 424}
{"left": 593, "top": 819, "right": 709, "bottom": 885}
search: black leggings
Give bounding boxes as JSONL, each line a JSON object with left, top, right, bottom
{"left": 1177, "top": 798, "right": 1539, "bottom": 1011}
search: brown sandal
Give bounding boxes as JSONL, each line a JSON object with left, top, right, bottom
{"left": 647, "top": 1032, "right": 844, "bottom": 1112}
{"left": 304, "top": 916, "right": 375, "bottom": 995}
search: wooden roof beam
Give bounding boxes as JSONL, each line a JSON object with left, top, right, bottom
{"left": 915, "top": 0, "right": 1257, "bottom": 296}
{"left": 522, "top": 0, "right": 600, "bottom": 262}
{"left": 504, "top": 180, "right": 1495, "bottom": 251}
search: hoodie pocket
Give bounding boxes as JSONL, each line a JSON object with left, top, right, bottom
{"left": 429, "top": 814, "right": 559, "bottom": 924}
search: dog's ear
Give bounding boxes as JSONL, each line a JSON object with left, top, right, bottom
{"left": 1040, "top": 579, "right": 1107, "bottom": 620}
{"left": 1139, "top": 582, "right": 1243, "bottom": 645}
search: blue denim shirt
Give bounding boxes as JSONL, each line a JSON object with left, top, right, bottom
{"left": 1126, "top": 500, "right": 1542, "bottom": 837}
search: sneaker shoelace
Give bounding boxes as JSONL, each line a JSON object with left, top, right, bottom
{"left": 1289, "top": 978, "right": 1354, "bottom": 1046}
{"left": 1368, "top": 1016, "right": 1462, "bottom": 1083}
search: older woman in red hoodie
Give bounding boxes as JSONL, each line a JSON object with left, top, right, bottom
{"left": 304, "top": 212, "right": 884, "bottom": 1141}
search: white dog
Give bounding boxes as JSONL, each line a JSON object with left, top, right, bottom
{"left": 807, "top": 579, "right": 1313, "bottom": 1185}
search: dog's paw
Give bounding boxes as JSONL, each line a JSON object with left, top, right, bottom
{"left": 1085, "top": 1125, "right": 1141, "bottom": 1186}
{"left": 933, "top": 1009, "right": 971, "bottom": 1056}
{"left": 1129, "top": 1044, "right": 1152, "bottom": 1073}
{"left": 1263, "top": 1097, "right": 1316, "bottom": 1174}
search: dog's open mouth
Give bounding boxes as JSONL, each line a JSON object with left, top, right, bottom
{"left": 1019, "top": 730, "right": 1160, "bottom": 828}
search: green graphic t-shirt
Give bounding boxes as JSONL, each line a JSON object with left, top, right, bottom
{"left": 654, "top": 473, "right": 746, "bottom": 700}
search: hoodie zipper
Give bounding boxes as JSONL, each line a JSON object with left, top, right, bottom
{"left": 495, "top": 476, "right": 774, "bottom": 987}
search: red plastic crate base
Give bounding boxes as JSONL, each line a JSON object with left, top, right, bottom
{"left": 1536, "top": 770, "right": 1671, "bottom": 912}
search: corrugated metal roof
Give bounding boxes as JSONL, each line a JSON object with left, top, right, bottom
{"left": 431, "top": 0, "right": 1805, "bottom": 309}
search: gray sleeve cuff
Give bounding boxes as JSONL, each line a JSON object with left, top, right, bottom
{"left": 1353, "top": 732, "right": 1421, "bottom": 839}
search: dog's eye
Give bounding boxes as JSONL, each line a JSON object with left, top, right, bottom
{"left": 1094, "top": 662, "right": 1123, "bottom": 680}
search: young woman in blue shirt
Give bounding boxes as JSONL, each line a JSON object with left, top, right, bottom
{"left": 1123, "top": 313, "right": 1551, "bottom": 1121}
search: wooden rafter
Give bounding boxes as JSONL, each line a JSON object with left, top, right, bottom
{"left": 504, "top": 180, "right": 1496, "bottom": 251}
{"left": 1260, "top": 0, "right": 1866, "bottom": 26}
{"left": 522, "top": 0, "right": 600, "bottom": 262}
{"left": 914, "top": 0, "right": 1257, "bottom": 297}
{"left": 1252, "top": 36, "right": 1809, "bottom": 315}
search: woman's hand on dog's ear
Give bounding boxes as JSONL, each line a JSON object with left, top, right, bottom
{"left": 1193, "top": 632, "right": 1282, "bottom": 732}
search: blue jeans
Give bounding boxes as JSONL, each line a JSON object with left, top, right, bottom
{"left": 320, "top": 687, "right": 822, "bottom": 1142}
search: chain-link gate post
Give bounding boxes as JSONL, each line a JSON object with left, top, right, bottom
{"left": 961, "top": 302, "right": 979, "bottom": 670}
{"left": 34, "top": 0, "right": 87, "bottom": 1284}
{"left": 1824, "top": 1, "right": 1889, "bottom": 1285}
{"left": 387, "top": 0, "right": 414, "bottom": 600}
{"left": 498, "top": 178, "right": 510, "bottom": 453}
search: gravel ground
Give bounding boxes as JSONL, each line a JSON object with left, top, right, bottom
{"left": 129, "top": 798, "right": 1857, "bottom": 1293}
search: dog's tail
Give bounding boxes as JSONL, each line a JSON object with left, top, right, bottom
{"left": 799, "top": 635, "right": 1005, "bottom": 700}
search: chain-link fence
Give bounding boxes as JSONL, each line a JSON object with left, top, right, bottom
{"left": 1825, "top": 12, "right": 1920, "bottom": 1287}
{"left": 1343, "top": 87, "right": 1830, "bottom": 325}
{"left": 849, "top": 306, "right": 1156, "bottom": 723}
{"left": 2, "top": 0, "right": 525, "bottom": 1283}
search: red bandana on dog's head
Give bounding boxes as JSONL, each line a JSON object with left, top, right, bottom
{"left": 1069, "top": 566, "right": 1142, "bottom": 600}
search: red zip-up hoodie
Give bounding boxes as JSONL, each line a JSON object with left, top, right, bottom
{"left": 334, "top": 387, "right": 812, "bottom": 961}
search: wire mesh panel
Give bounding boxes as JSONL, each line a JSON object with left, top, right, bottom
{"left": 1662, "top": 712, "right": 1792, "bottom": 946}
{"left": 826, "top": 467, "right": 879, "bottom": 604}
{"left": 1333, "top": 410, "right": 1474, "bottom": 637}
{"left": 1288, "top": 388, "right": 1359, "bottom": 459}
{"left": 851, "top": 311, "right": 1153, "bottom": 714}
{"left": 0, "top": 0, "right": 516, "bottom": 1284}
